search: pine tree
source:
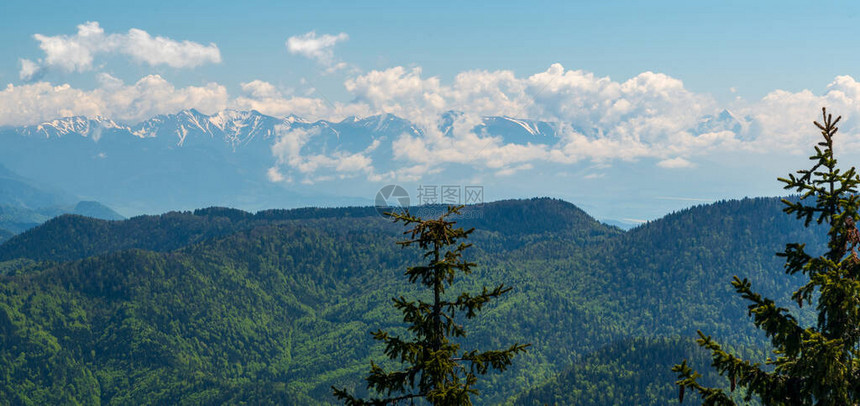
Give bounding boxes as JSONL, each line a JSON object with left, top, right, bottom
{"left": 332, "top": 205, "right": 529, "bottom": 405}
{"left": 673, "top": 108, "right": 860, "bottom": 405}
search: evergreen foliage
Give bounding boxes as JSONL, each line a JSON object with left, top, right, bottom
{"left": 510, "top": 337, "right": 759, "bottom": 406}
{"left": 0, "top": 196, "right": 831, "bottom": 404}
{"left": 674, "top": 108, "right": 860, "bottom": 405}
{"left": 333, "top": 206, "right": 529, "bottom": 405}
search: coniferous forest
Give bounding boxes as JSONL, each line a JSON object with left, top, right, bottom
{"left": 0, "top": 193, "right": 831, "bottom": 404}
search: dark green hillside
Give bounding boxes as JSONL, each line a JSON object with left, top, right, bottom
{"left": 0, "top": 197, "right": 617, "bottom": 263}
{"left": 0, "top": 198, "right": 620, "bottom": 404}
{"left": 509, "top": 337, "right": 757, "bottom": 406}
{"left": 0, "top": 196, "right": 828, "bottom": 404}
{"left": 0, "top": 207, "right": 283, "bottom": 263}
{"left": 597, "top": 197, "right": 825, "bottom": 343}
{"left": 457, "top": 197, "right": 618, "bottom": 236}
{"left": 0, "top": 223, "right": 403, "bottom": 405}
{"left": 510, "top": 197, "right": 827, "bottom": 404}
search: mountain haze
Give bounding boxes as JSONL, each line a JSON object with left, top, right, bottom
{"left": 0, "top": 164, "right": 123, "bottom": 238}
{"left": 0, "top": 109, "right": 750, "bottom": 218}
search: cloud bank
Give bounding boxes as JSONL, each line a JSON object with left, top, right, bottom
{"left": 20, "top": 22, "right": 221, "bottom": 80}
{"left": 1, "top": 74, "right": 227, "bottom": 125}
{"left": 5, "top": 59, "right": 860, "bottom": 183}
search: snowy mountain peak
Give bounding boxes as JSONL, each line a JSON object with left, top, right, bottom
{"left": 498, "top": 116, "right": 544, "bottom": 136}
{"left": 694, "top": 109, "right": 749, "bottom": 136}
{"left": 24, "top": 116, "right": 125, "bottom": 139}
{"left": 284, "top": 114, "right": 308, "bottom": 124}
{"left": 126, "top": 109, "right": 281, "bottom": 146}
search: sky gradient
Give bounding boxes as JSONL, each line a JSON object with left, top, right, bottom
{"left": 2, "top": 0, "right": 860, "bottom": 222}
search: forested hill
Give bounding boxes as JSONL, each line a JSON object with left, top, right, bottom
{"left": 0, "top": 197, "right": 616, "bottom": 263}
{"left": 0, "top": 196, "right": 825, "bottom": 404}
{"left": 509, "top": 336, "right": 744, "bottom": 406}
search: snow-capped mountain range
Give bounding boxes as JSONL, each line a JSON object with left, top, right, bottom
{"left": 0, "top": 108, "right": 749, "bottom": 216}
{"left": 12, "top": 109, "right": 424, "bottom": 146}
{"left": 9, "top": 108, "right": 747, "bottom": 148}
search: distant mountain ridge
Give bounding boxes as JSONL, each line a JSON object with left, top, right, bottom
{"left": 0, "top": 108, "right": 752, "bottom": 217}
{"left": 8, "top": 109, "right": 425, "bottom": 147}
{"left": 9, "top": 108, "right": 747, "bottom": 145}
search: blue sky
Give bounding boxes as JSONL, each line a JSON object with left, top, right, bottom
{"left": 3, "top": 0, "right": 860, "bottom": 221}
{"left": 4, "top": 0, "right": 860, "bottom": 102}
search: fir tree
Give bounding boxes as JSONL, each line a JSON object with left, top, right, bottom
{"left": 673, "top": 108, "right": 860, "bottom": 405}
{"left": 332, "top": 205, "right": 529, "bottom": 405}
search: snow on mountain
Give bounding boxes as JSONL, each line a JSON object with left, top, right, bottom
{"left": 9, "top": 110, "right": 560, "bottom": 148}
{"left": 479, "top": 115, "right": 556, "bottom": 145}
{"left": 0, "top": 108, "right": 760, "bottom": 217}
{"left": 694, "top": 109, "right": 750, "bottom": 137}
{"left": 7, "top": 109, "right": 755, "bottom": 154}
{"left": 206, "top": 110, "right": 282, "bottom": 148}
{"left": 130, "top": 109, "right": 217, "bottom": 145}
{"left": 20, "top": 116, "right": 124, "bottom": 139}
{"left": 498, "top": 116, "right": 542, "bottom": 136}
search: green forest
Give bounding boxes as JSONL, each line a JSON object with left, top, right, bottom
{"left": 0, "top": 195, "right": 829, "bottom": 404}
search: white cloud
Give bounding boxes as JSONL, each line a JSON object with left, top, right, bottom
{"left": 286, "top": 31, "right": 349, "bottom": 69}
{"left": 269, "top": 125, "right": 385, "bottom": 184}
{"left": 0, "top": 75, "right": 227, "bottom": 126}
{"left": 232, "top": 79, "right": 369, "bottom": 120}
{"left": 241, "top": 80, "right": 281, "bottom": 99}
{"left": 345, "top": 66, "right": 442, "bottom": 115}
{"left": 7, "top": 60, "right": 860, "bottom": 184}
{"left": 267, "top": 166, "right": 286, "bottom": 182}
{"left": 122, "top": 28, "right": 221, "bottom": 68}
{"left": 657, "top": 157, "right": 694, "bottom": 169}
{"left": 19, "top": 59, "right": 42, "bottom": 81}
{"left": 739, "top": 75, "right": 860, "bottom": 154}
{"left": 496, "top": 163, "right": 534, "bottom": 177}
{"left": 25, "top": 21, "right": 220, "bottom": 76}
{"left": 341, "top": 63, "right": 720, "bottom": 170}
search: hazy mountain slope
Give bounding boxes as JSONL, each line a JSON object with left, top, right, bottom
{"left": 0, "top": 164, "right": 125, "bottom": 242}
{"left": 0, "top": 163, "right": 74, "bottom": 209}
{"left": 70, "top": 201, "right": 124, "bottom": 220}
{"left": 0, "top": 205, "right": 47, "bottom": 234}
{"left": 0, "top": 228, "right": 12, "bottom": 244}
